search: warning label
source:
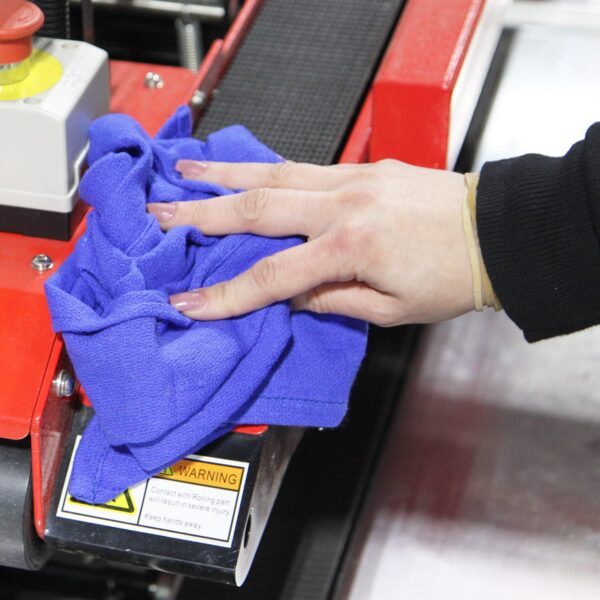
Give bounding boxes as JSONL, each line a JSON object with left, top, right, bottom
{"left": 56, "top": 437, "right": 248, "bottom": 547}
{"left": 156, "top": 458, "right": 243, "bottom": 491}
{"left": 68, "top": 489, "right": 136, "bottom": 514}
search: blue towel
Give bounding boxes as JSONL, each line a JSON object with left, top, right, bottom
{"left": 45, "top": 106, "right": 368, "bottom": 504}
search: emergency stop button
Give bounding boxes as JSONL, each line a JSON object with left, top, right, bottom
{"left": 0, "top": 0, "right": 44, "bottom": 66}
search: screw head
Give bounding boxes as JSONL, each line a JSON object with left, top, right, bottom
{"left": 31, "top": 254, "right": 54, "bottom": 271}
{"left": 52, "top": 370, "right": 76, "bottom": 398}
{"left": 190, "top": 89, "right": 206, "bottom": 108}
{"left": 144, "top": 71, "right": 164, "bottom": 89}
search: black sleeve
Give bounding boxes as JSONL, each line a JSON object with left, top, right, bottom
{"left": 477, "top": 123, "right": 600, "bottom": 342}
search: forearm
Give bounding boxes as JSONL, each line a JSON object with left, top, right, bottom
{"left": 477, "top": 124, "right": 600, "bottom": 341}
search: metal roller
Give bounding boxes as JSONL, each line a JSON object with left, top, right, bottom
{"left": 0, "top": 443, "right": 49, "bottom": 570}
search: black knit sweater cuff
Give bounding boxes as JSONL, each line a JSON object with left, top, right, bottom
{"left": 477, "top": 126, "right": 600, "bottom": 342}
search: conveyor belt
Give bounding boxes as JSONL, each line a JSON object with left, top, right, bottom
{"left": 0, "top": 2, "right": 411, "bottom": 597}
{"left": 195, "top": 0, "right": 405, "bottom": 164}
{"left": 194, "top": 1, "right": 411, "bottom": 597}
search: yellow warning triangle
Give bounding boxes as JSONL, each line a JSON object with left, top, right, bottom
{"left": 160, "top": 466, "right": 174, "bottom": 477}
{"left": 69, "top": 488, "right": 136, "bottom": 514}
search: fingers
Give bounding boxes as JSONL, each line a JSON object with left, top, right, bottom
{"left": 148, "top": 188, "right": 336, "bottom": 238}
{"left": 169, "top": 237, "right": 354, "bottom": 320}
{"left": 293, "top": 282, "right": 398, "bottom": 326}
{"left": 176, "top": 160, "right": 351, "bottom": 192}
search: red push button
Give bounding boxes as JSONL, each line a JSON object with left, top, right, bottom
{"left": 0, "top": 0, "right": 44, "bottom": 65}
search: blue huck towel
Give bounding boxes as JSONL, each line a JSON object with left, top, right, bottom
{"left": 45, "top": 106, "right": 368, "bottom": 504}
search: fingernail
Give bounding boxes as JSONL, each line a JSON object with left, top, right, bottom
{"left": 176, "top": 160, "right": 208, "bottom": 179}
{"left": 147, "top": 203, "right": 176, "bottom": 222}
{"left": 170, "top": 291, "right": 206, "bottom": 312}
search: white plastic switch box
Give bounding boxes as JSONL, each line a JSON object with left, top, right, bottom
{"left": 0, "top": 37, "right": 109, "bottom": 213}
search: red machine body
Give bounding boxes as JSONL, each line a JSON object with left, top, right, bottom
{"left": 371, "top": 0, "right": 486, "bottom": 168}
{"left": 0, "top": 0, "right": 492, "bottom": 542}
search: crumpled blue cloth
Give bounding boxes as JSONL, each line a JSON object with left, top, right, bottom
{"left": 45, "top": 106, "right": 367, "bottom": 504}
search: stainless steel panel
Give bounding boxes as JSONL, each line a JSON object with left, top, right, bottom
{"left": 341, "top": 314, "right": 600, "bottom": 600}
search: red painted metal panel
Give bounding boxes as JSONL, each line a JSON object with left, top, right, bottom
{"left": 109, "top": 61, "right": 198, "bottom": 137}
{"left": 235, "top": 425, "right": 268, "bottom": 436}
{"left": 370, "top": 0, "right": 485, "bottom": 168}
{"left": 0, "top": 231, "right": 80, "bottom": 440}
{"left": 30, "top": 340, "right": 78, "bottom": 538}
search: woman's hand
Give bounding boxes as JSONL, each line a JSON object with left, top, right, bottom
{"left": 147, "top": 159, "right": 474, "bottom": 326}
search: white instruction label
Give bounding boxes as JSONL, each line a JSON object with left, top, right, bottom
{"left": 56, "top": 437, "right": 248, "bottom": 547}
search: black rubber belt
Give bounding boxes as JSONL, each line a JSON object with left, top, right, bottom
{"left": 195, "top": 0, "right": 405, "bottom": 165}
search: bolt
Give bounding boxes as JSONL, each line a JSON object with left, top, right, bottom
{"left": 31, "top": 254, "right": 54, "bottom": 272}
{"left": 144, "top": 71, "right": 164, "bottom": 89}
{"left": 190, "top": 89, "right": 206, "bottom": 108}
{"left": 52, "top": 370, "right": 76, "bottom": 398}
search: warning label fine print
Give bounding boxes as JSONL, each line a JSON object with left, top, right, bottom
{"left": 56, "top": 437, "right": 248, "bottom": 548}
